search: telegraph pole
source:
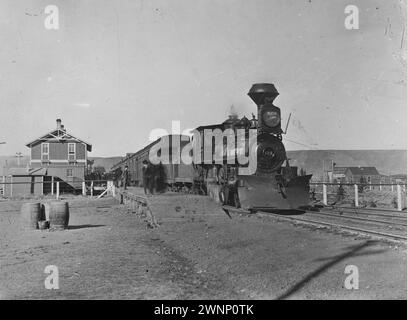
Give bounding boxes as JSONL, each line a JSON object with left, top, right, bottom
{"left": 15, "top": 152, "right": 23, "bottom": 166}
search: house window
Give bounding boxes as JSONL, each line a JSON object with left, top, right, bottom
{"left": 67, "top": 169, "right": 73, "bottom": 177}
{"left": 68, "top": 143, "right": 76, "bottom": 161}
{"left": 41, "top": 143, "right": 49, "bottom": 160}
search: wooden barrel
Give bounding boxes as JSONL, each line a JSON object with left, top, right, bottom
{"left": 20, "top": 202, "right": 43, "bottom": 230}
{"left": 49, "top": 201, "right": 70, "bottom": 230}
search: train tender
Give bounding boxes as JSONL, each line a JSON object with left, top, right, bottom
{"left": 192, "top": 83, "right": 312, "bottom": 210}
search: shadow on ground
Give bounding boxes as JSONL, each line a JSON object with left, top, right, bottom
{"left": 276, "top": 240, "right": 387, "bottom": 299}
{"left": 68, "top": 224, "right": 106, "bottom": 230}
{"left": 259, "top": 209, "right": 306, "bottom": 216}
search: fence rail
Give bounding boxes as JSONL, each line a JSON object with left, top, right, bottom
{"left": 0, "top": 179, "right": 114, "bottom": 199}
{"left": 2, "top": 178, "right": 407, "bottom": 211}
{"left": 310, "top": 182, "right": 407, "bottom": 211}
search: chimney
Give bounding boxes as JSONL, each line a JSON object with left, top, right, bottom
{"left": 56, "top": 119, "right": 62, "bottom": 129}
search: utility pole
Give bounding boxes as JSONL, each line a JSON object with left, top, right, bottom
{"left": 15, "top": 152, "right": 23, "bottom": 166}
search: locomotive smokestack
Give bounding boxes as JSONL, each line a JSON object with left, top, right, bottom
{"left": 248, "top": 83, "right": 282, "bottom": 135}
{"left": 247, "top": 83, "right": 279, "bottom": 106}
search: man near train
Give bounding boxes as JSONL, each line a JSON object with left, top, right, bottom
{"left": 142, "top": 160, "right": 153, "bottom": 195}
{"left": 122, "top": 165, "right": 129, "bottom": 190}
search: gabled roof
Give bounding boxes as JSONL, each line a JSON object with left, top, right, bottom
{"left": 346, "top": 167, "right": 379, "bottom": 176}
{"left": 333, "top": 167, "right": 347, "bottom": 174}
{"left": 25, "top": 128, "right": 92, "bottom": 152}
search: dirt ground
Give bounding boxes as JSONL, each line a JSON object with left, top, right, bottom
{"left": 1, "top": 190, "right": 407, "bottom": 300}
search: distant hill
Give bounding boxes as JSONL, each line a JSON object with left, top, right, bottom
{"left": 1, "top": 151, "right": 407, "bottom": 178}
{"left": 287, "top": 150, "right": 407, "bottom": 180}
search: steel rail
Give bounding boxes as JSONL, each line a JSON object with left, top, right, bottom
{"left": 322, "top": 207, "right": 407, "bottom": 221}
{"left": 257, "top": 211, "right": 407, "bottom": 242}
{"left": 222, "top": 206, "right": 407, "bottom": 242}
{"left": 308, "top": 210, "right": 407, "bottom": 227}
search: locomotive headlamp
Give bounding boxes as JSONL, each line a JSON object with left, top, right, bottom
{"left": 263, "top": 110, "right": 280, "bottom": 128}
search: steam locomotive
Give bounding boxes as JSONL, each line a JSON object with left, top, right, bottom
{"left": 192, "top": 83, "right": 312, "bottom": 210}
{"left": 113, "top": 83, "right": 312, "bottom": 211}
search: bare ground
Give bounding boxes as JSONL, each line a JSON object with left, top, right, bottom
{"left": 1, "top": 190, "right": 407, "bottom": 299}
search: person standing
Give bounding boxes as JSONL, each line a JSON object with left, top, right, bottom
{"left": 142, "top": 160, "right": 152, "bottom": 195}
{"left": 122, "top": 165, "right": 129, "bottom": 190}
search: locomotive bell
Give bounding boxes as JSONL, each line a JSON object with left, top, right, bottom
{"left": 248, "top": 83, "right": 282, "bottom": 134}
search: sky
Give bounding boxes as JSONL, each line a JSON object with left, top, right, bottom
{"left": 0, "top": 0, "right": 407, "bottom": 157}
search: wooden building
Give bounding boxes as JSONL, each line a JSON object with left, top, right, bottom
{"left": 25, "top": 119, "right": 92, "bottom": 192}
{"left": 329, "top": 166, "right": 380, "bottom": 185}
{"left": 344, "top": 167, "right": 380, "bottom": 184}
{"left": 1, "top": 167, "right": 46, "bottom": 197}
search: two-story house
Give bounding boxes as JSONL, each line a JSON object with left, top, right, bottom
{"left": 25, "top": 119, "right": 92, "bottom": 192}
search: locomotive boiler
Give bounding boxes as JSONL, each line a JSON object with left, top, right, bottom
{"left": 193, "top": 83, "right": 312, "bottom": 211}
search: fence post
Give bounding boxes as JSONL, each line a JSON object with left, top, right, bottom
{"left": 379, "top": 183, "right": 382, "bottom": 191}
{"left": 10, "top": 176, "right": 13, "bottom": 198}
{"left": 397, "top": 184, "right": 402, "bottom": 211}
{"left": 2, "top": 176, "right": 5, "bottom": 196}
{"left": 56, "top": 181, "right": 60, "bottom": 199}
{"left": 51, "top": 176, "right": 54, "bottom": 195}
{"left": 354, "top": 184, "right": 359, "bottom": 207}
{"left": 391, "top": 184, "right": 394, "bottom": 192}
{"left": 322, "top": 183, "right": 327, "bottom": 205}
{"left": 108, "top": 180, "right": 116, "bottom": 197}
{"left": 107, "top": 181, "right": 113, "bottom": 196}
{"left": 91, "top": 181, "right": 94, "bottom": 197}
{"left": 82, "top": 181, "right": 86, "bottom": 196}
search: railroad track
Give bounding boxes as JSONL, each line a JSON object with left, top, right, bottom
{"left": 222, "top": 205, "right": 407, "bottom": 243}
{"left": 326, "top": 206, "right": 407, "bottom": 220}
